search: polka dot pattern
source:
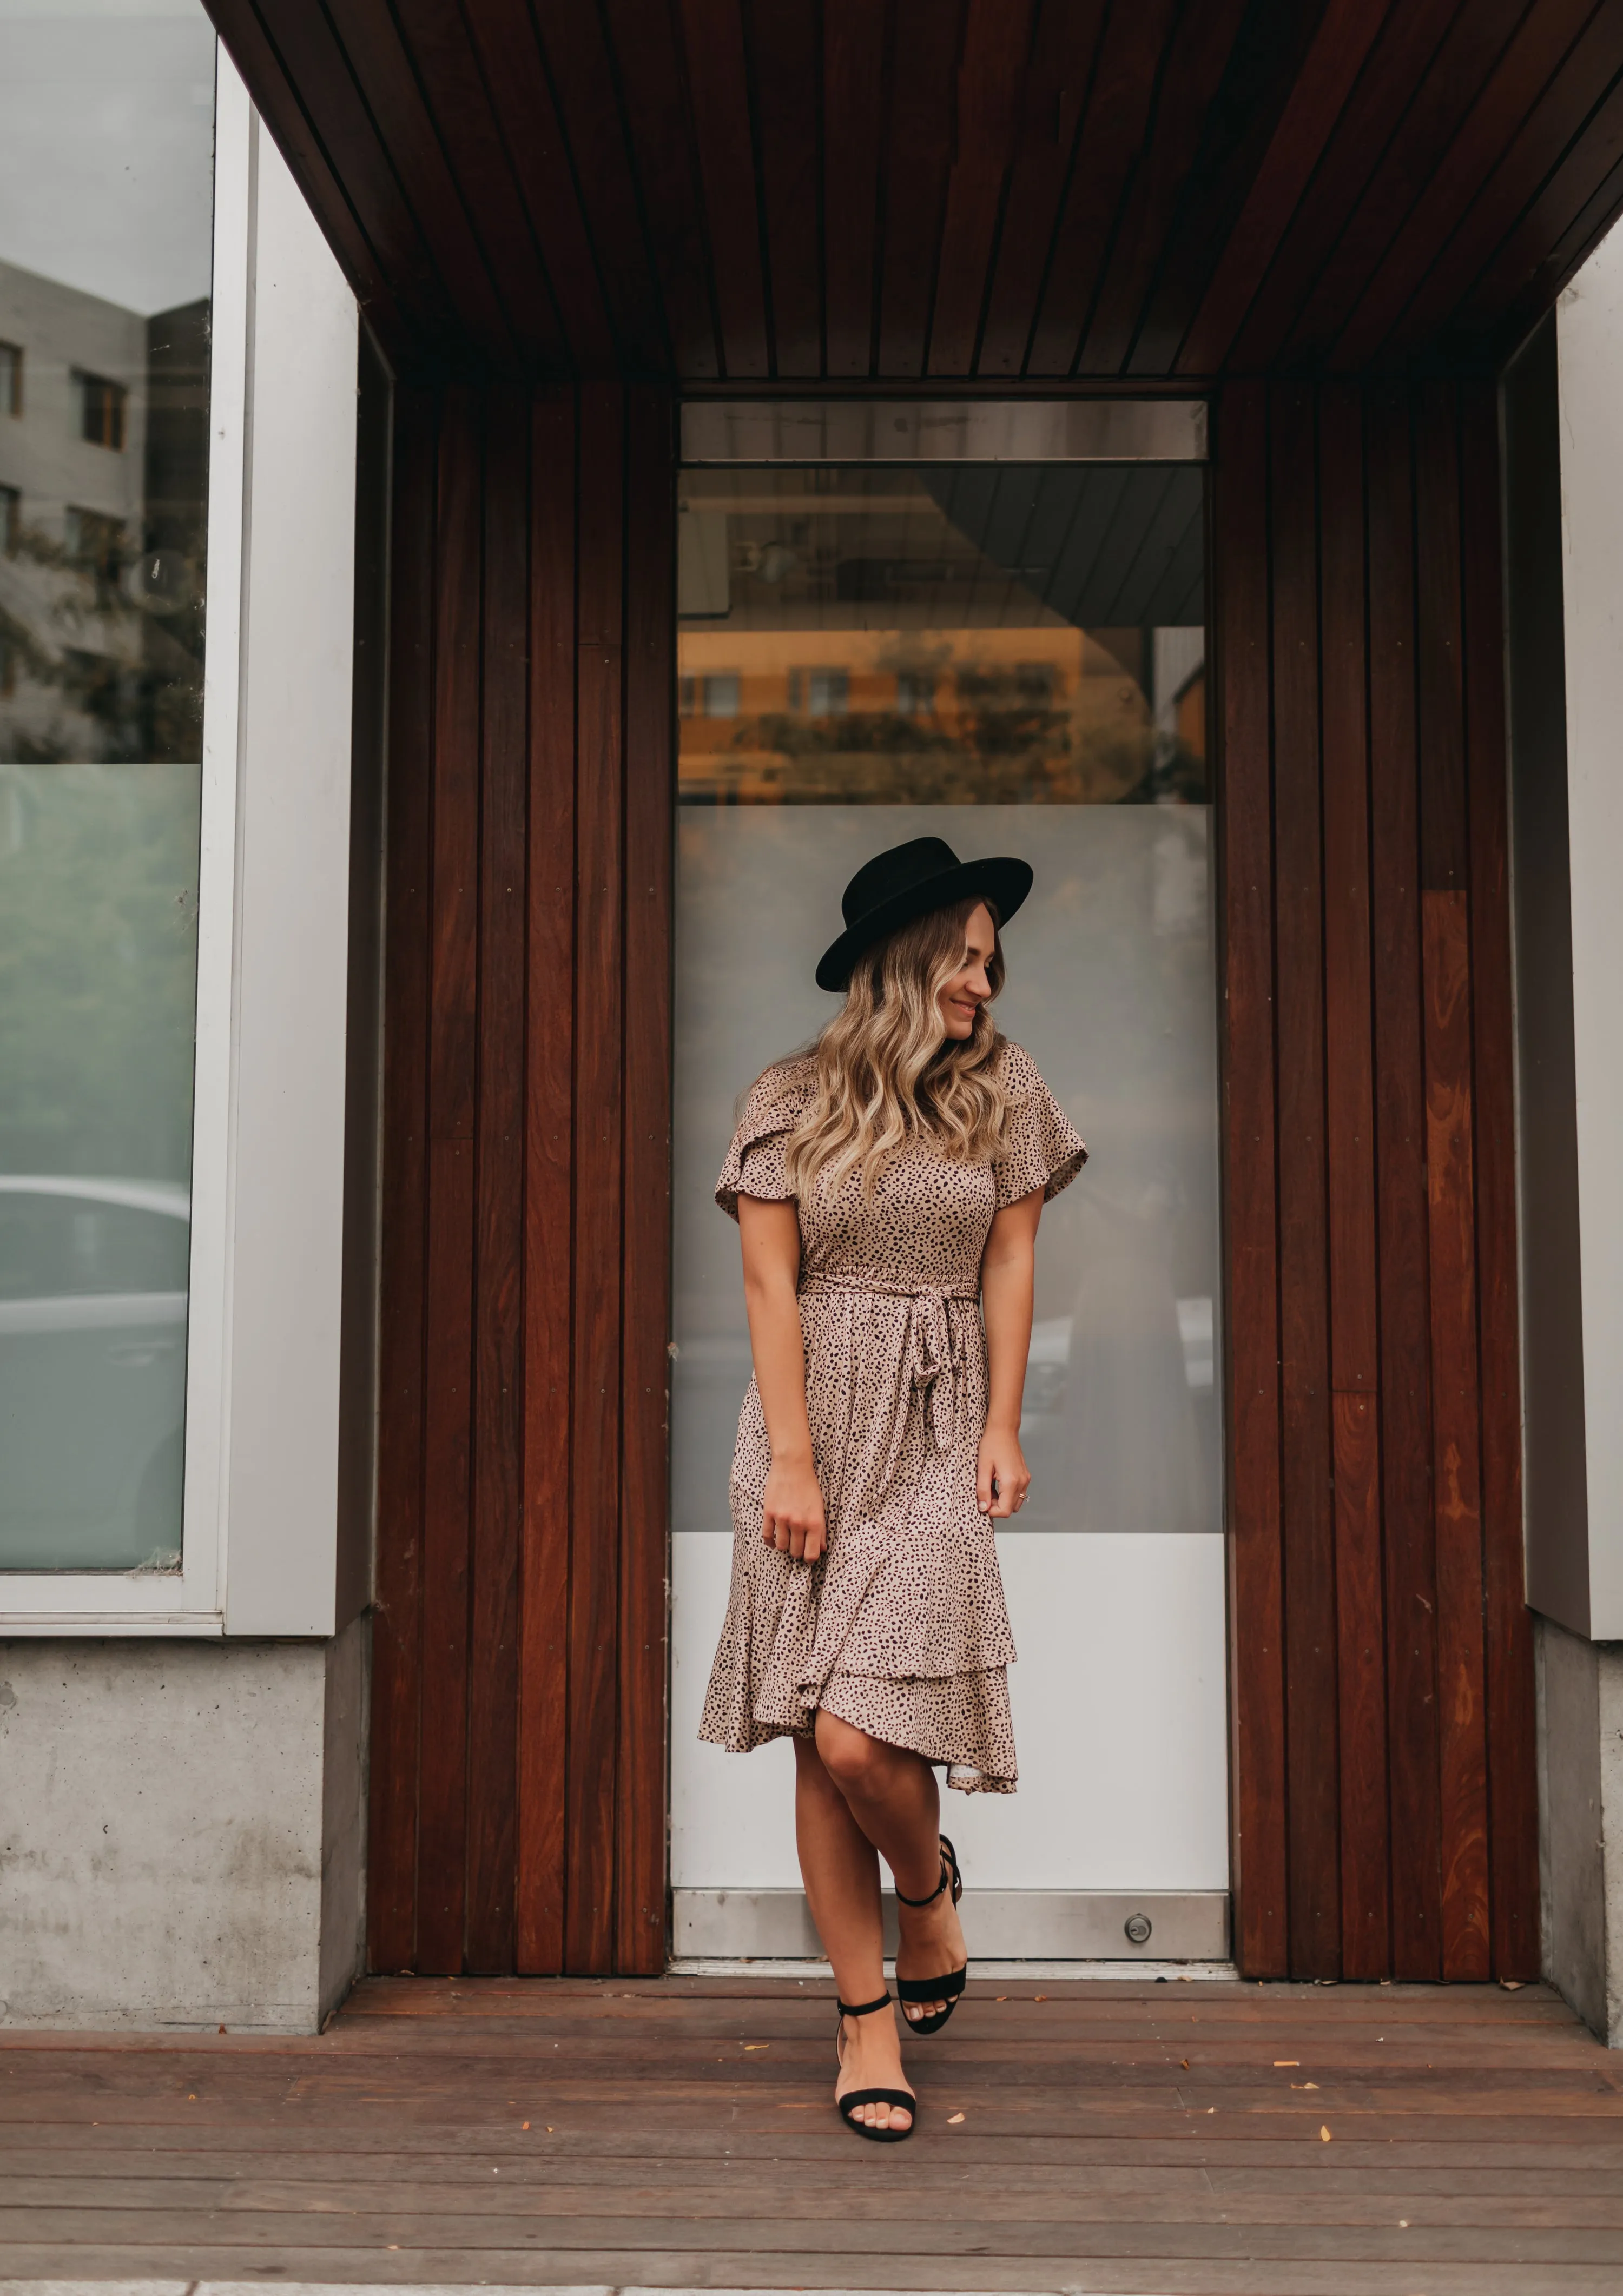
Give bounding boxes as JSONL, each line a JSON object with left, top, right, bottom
{"left": 698, "top": 1041, "right": 1086, "bottom": 1795}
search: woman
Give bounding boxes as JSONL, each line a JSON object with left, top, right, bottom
{"left": 700, "top": 835, "right": 1086, "bottom": 2143}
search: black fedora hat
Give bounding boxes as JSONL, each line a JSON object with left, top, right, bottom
{"left": 815, "top": 836, "right": 1034, "bottom": 992}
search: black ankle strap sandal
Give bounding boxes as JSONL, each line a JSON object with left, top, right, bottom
{"left": 894, "top": 1832, "right": 968, "bottom": 2036}
{"left": 834, "top": 1990, "right": 915, "bottom": 2142}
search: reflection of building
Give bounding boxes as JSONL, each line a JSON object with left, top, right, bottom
{"left": 678, "top": 621, "right": 1206, "bottom": 804}
{"left": 0, "top": 258, "right": 207, "bottom": 763}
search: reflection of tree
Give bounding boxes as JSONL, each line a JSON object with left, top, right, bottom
{"left": 0, "top": 298, "right": 207, "bottom": 768}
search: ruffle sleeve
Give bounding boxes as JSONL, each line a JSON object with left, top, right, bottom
{"left": 715, "top": 1057, "right": 816, "bottom": 1220}
{"left": 993, "top": 1042, "right": 1087, "bottom": 1208}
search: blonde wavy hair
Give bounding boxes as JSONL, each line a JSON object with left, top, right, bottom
{"left": 782, "top": 896, "right": 1011, "bottom": 1203}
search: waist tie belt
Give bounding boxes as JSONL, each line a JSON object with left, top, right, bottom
{"left": 799, "top": 1271, "right": 981, "bottom": 1490}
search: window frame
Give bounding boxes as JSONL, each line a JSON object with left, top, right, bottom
{"left": 0, "top": 48, "right": 364, "bottom": 1637}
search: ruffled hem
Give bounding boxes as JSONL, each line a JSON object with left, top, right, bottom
{"left": 697, "top": 1663, "right": 1018, "bottom": 1795}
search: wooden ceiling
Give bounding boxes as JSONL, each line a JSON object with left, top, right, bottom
{"left": 207, "top": 0, "right": 1623, "bottom": 383}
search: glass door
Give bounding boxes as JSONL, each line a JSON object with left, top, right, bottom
{"left": 669, "top": 406, "right": 1229, "bottom": 1961}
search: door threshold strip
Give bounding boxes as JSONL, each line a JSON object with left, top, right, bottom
{"left": 668, "top": 1955, "right": 1239, "bottom": 1980}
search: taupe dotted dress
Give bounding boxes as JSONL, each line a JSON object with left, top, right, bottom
{"left": 698, "top": 1041, "right": 1086, "bottom": 1795}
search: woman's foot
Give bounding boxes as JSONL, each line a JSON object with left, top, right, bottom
{"left": 894, "top": 1848, "right": 967, "bottom": 2025}
{"left": 835, "top": 2001, "right": 914, "bottom": 2132}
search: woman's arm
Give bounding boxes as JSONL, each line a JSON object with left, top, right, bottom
{"left": 737, "top": 1194, "right": 827, "bottom": 1562}
{"left": 977, "top": 1186, "right": 1042, "bottom": 1518}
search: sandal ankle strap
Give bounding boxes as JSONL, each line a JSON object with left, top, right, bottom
{"left": 836, "top": 1990, "right": 892, "bottom": 2019}
{"left": 894, "top": 1855, "right": 949, "bottom": 1908}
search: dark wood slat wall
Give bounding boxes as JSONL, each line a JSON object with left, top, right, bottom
{"left": 1214, "top": 377, "right": 1539, "bottom": 1982}
{"left": 368, "top": 383, "right": 675, "bottom": 1979}
{"left": 212, "top": 0, "right": 1623, "bottom": 384}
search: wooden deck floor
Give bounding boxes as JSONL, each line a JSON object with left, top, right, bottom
{"left": 1, "top": 1975, "right": 1620, "bottom": 2293}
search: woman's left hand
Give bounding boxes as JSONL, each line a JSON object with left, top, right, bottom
{"left": 977, "top": 1421, "right": 1031, "bottom": 1519}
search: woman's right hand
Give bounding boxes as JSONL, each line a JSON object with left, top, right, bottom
{"left": 762, "top": 1453, "right": 827, "bottom": 1563}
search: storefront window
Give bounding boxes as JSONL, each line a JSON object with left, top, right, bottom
{"left": 672, "top": 457, "right": 1220, "bottom": 1541}
{"left": 0, "top": 1, "right": 216, "bottom": 1569}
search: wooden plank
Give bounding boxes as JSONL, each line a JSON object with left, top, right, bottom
{"left": 822, "top": 0, "right": 886, "bottom": 376}
{"left": 1319, "top": 386, "right": 1378, "bottom": 1396}
{"left": 1450, "top": 70, "right": 1623, "bottom": 349}
{"left": 367, "top": 387, "right": 437, "bottom": 1977}
{"left": 205, "top": 0, "right": 413, "bottom": 354}
{"left": 567, "top": 384, "right": 627, "bottom": 1973}
{"left": 875, "top": 0, "right": 972, "bottom": 377}
{"left": 599, "top": 0, "right": 720, "bottom": 376}
{"left": 926, "top": 0, "right": 1035, "bottom": 376}
{"left": 1458, "top": 381, "right": 1540, "bottom": 1984}
{"left": 1212, "top": 382, "right": 1288, "bottom": 1980}
{"left": 1026, "top": 0, "right": 1182, "bottom": 378}
{"left": 1224, "top": 0, "right": 1460, "bottom": 373}
{"left": 677, "top": 0, "right": 770, "bottom": 378}
{"left": 1333, "top": 0, "right": 1608, "bottom": 367}
{"left": 320, "top": 0, "right": 516, "bottom": 361}
{"left": 415, "top": 389, "right": 484, "bottom": 1977}
{"left": 391, "top": 0, "right": 566, "bottom": 370}
{"left": 617, "top": 386, "right": 676, "bottom": 1976}
{"left": 1128, "top": 0, "right": 1330, "bottom": 378}
{"left": 1421, "top": 886, "right": 1492, "bottom": 1987}
{"left": 464, "top": 387, "right": 529, "bottom": 1974}
{"left": 1076, "top": 0, "right": 1251, "bottom": 376}
{"left": 1487, "top": 138, "right": 1623, "bottom": 366}
{"left": 1269, "top": 382, "right": 1339, "bottom": 1982}
{"left": 1282, "top": 0, "right": 1527, "bottom": 366}
{"left": 1365, "top": 385, "right": 1441, "bottom": 1983}
{"left": 541, "top": 1, "right": 679, "bottom": 376}
{"left": 744, "top": 0, "right": 823, "bottom": 377}
{"left": 461, "top": 0, "right": 618, "bottom": 372}
{"left": 975, "top": 0, "right": 1107, "bottom": 378}
{"left": 517, "top": 390, "right": 579, "bottom": 1976}
{"left": 1318, "top": 383, "right": 1388, "bottom": 1983}
{"left": 1415, "top": 383, "right": 1490, "bottom": 1988}
{"left": 1174, "top": 0, "right": 1398, "bottom": 376}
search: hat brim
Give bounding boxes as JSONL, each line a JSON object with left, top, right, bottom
{"left": 815, "top": 856, "right": 1034, "bottom": 992}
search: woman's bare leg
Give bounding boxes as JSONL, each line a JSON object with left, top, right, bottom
{"left": 793, "top": 1733, "right": 912, "bottom": 2132}
{"left": 812, "top": 1709, "right": 968, "bottom": 2028}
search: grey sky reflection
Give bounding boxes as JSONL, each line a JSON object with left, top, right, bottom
{"left": 0, "top": 1, "right": 215, "bottom": 317}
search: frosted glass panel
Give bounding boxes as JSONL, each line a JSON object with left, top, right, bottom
{"left": 0, "top": 4, "right": 216, "bottom": 1568}
{"left": 672, "top": 802, "right": 1222, "bottom": 1539}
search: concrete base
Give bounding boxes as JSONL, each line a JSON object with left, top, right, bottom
{"left": 1536, "top": 1612, "right": 1623, "bottom": 2044}
{"left": 0, "top": 1615, "right": 367, "bottom": 2032}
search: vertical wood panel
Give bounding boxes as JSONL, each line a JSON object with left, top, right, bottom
{"left": 1319, "top": 383, "right": 1389, "bottom": 1981}
{"left": 1459, "top": 381, "right": 1540, "bottom": 1982}
{"left": 1421, "top": 886, "right": 1492, "bottom": 1982}
{"left": 566, "top": 384, "right": 627, "bottom": 1973}
{"left": 1214, "top": 381, "right": 1288, "bottom": 1979}
{"left": 367, "top": 386, "right": 437, "bottom": 1976}
{"left": 1365, "top": 385, "right": 1442, "bottom": 1980}
{"left": 416, "top": 388, "right": 482, "bottom": 1976}
{"left": 618, "top": 387, "right": 675, "bottom": 1974}
{"left": 464, "top": 388, "right": 529, "bottom": 1973}
{"left": 1270, "top": 382, "right": 1340, "bottom": 1981}
{"left": 517, "top": 392, "right": 579, "bottom": 1975}
{"left": 1415, "top": 385, "right": 1491, "bottom": 1985}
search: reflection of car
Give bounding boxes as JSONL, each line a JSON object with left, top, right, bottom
{"left": 0, "top": 1176, "right": 189, "bottom": 1571}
